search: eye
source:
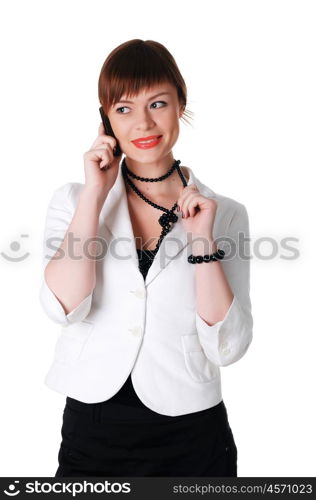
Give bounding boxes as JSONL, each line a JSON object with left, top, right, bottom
{"left": 151, "top": 100, "right": 167, "bottom": 109}
{"left": 115, "top": 106, "right": 130, "bottom": 114}
{"left": 115, "top": 101, "right": 167, "bottom": 114}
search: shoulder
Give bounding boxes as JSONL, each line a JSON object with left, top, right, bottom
{"left": 48, "top": 182, "right": 85, "bottom": 209}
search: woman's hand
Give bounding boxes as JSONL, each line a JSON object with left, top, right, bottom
{"left": 83, "top": 122, "right": 122, "bottom": 195}
{"left": 177, "top": 184, "right": 217, "bottom": 239}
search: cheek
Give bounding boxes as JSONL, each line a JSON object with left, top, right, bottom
{"left": 114, "top": 124, "right": 130, "bottom": 142}
{"left": 162, "top": 115, "right": 180, "bottom": 138}
{"left": 170, "top": 123, "right": 180, "bottom": 142}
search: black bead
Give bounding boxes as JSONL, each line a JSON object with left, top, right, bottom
{"left": 214, "top": 249, "right": 225, "bottom": 260}
{"left": 188, "top": 250, "right": 226, "bottom": 264}
{"left": 159, "top": 213, "right": 169, "bottom": 227}
{"left": 203, "top": 254, "right": 212, "bottom": 262}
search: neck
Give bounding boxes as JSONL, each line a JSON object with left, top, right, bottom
{"left": 123, "top": 154, "right": 185, "bottom": 199}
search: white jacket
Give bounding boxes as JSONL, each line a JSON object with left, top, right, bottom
{"left": 39, "top": 161, "right": 253, "bottom": 416}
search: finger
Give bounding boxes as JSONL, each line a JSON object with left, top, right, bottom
{"left": 187, "top": 199, "right": 201, "bottom": 218}
{"left": 178, "top": 188, "right": 198, "bottom": 210}
{"left": 179, "top": 192, "right": 197, "bottom": 217}
{"left": 181, "top": 193, "right": 203, "bottom": 217}
{"left": 85, "top": 148, "right": 113, "bottom": 169}
{"left": 92, "top": 144, "right": 114, "bottom": 157}
{"left": 100, "top": 163, "right": 111, "bottom": 171}
{"left": 94, "top": 145, "right": 114, "bottom": 164}
{"left": 184, "top": 184, "right": 198, "bottom": 192}
{"left": 90, "top": 135, "right": 117, "bottom": 151}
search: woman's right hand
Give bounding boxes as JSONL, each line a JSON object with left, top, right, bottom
{"left": 83, "top": 122, "right": 122, "bottom": 195}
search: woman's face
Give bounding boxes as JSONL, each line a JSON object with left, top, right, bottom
{"left": 107, "top": 82, "right": 184, "bottom": 164}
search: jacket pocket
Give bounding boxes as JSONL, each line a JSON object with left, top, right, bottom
{"left": 181, "top": 333, "right": 220, "bottom": 383}
{"left": 54, "top": 320, "right": 94, "bottom": 364}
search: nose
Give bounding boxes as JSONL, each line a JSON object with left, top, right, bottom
{"left": 135, "top": 108, "right": 156, "bottom": 131}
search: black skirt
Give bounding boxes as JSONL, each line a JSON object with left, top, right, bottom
{"left": 55, "top": 249, "right": 238, "bottom": 477}
{"left": 55, "top": 379, "right": 237, "bottom": 477}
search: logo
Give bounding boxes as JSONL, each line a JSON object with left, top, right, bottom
{"left": 3, "top": 480, "right": 20, "bottom": 496}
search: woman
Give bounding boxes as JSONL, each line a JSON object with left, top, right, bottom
{"left": 40, "top": 39, "right": 253, "bottom": 477}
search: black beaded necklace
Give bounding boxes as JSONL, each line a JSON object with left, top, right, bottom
{"left": 121, "top": 157, "right": 188, "bottom": 254}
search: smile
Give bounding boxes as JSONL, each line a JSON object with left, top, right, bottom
{"left": 132, "top": 136, "right": 163, "bottom": 149}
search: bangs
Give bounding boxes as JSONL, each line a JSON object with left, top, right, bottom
{"left": 105, "top": 71, "right": 172, "bottom": 110}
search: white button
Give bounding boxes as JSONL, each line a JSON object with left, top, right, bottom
{"left": 220, "top": 341, "right": 231, "bottom": 355}
{"left": 128, "top": 326, "right": 143, "bottom": 336}
{"left": 129, "top": 288, "right": 146, "bottom": 299}
{"left": 222, "top": 348, "right": 231, "bottom": 355}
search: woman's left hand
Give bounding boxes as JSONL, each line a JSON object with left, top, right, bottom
{"left": 177, "top": 184, "right": 217, "bottom": 239}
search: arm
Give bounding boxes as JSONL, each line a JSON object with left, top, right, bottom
{"left": 194, "top": 204, "right": 253, "bottom": 366}
{"left": 193, "top": 238, "right": 234, "bottom": 326}
{"left": 39, "top": 183, "right": 107, "bottom": 325}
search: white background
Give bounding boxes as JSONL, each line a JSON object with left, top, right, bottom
{"left": 0, "top": 0, "right": 315, "bottom": 477}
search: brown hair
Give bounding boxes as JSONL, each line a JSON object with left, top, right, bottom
{"left": 98, "top": 39, "right": 194, "bottom": 126}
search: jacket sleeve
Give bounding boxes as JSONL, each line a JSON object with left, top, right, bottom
{"left": 39, "top": 183, "right": 93, "bottom": 326}
{"left": 195, "top": 203, "right": 253, "bottom": 367}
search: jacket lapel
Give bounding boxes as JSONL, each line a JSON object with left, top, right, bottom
{"left": 98, "top": 158, "right": 217, "bottom": 285}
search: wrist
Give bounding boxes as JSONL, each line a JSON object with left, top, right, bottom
{"left": 191, "top": 235, "right": 217, "bottom": 255}
{"left": 81, "top": 185, "right": 109, "bottom": 210}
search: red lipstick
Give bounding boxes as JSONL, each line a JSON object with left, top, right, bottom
{"left": 132, "top": 135, "right": 163, "bottom": 149}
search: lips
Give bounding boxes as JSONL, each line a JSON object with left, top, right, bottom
{"left": 132, "top": 135, "right": 163, "bottom": 149}
{"left": 132, "top": 135, "right": 162, "bottom": 142}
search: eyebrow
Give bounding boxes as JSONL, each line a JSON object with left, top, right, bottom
{"left": 115, "top": 92, "right": 172, "bottom": 104}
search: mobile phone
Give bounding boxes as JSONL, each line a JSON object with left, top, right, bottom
{"left": 99, "top": 106, "right": 122, "bottom": 157}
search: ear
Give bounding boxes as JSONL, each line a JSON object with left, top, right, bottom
{"left": 179, "top": 104, "right": 185, "bottom": 118}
